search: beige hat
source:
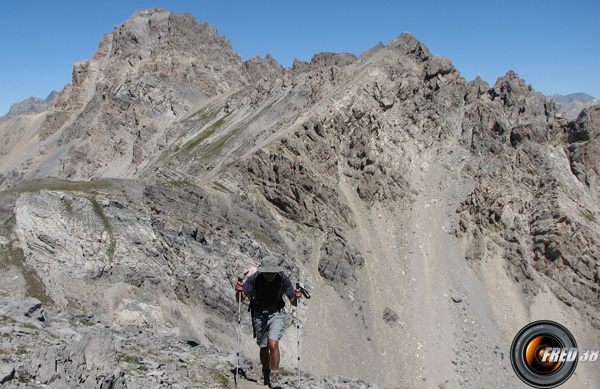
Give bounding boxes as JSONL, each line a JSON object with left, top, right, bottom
{"left": 257, "top": 255, "right": 284, "bottom": 273}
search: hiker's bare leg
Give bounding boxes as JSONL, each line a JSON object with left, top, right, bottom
{"left": 260, "top": 347, "right": 270, "bottom": 369}
{"left": 268, "top": 338, "right": 280, "bottom": 371}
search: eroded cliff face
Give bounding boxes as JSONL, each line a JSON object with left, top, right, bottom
{"left": 1, "top": 8, "right": 599, "bottom": 388}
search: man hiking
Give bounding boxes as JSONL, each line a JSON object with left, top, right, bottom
{"left": 236, "top": 255, "right": 302, "bottom": 388}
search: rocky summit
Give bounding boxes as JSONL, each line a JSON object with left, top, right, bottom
{"left": 1, "top": 8, "right": 599, "bottom": 388}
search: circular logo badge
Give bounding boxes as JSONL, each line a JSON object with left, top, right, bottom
{"left": 510, "top": 320, "right": 578, "bottom": 388}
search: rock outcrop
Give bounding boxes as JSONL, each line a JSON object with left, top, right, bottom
{"left": 1, "top": 7, "right": 599, "bottom": 388}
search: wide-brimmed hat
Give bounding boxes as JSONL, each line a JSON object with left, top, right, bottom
{"left": 257, "top": 255, "right": 284, "bottom": 273}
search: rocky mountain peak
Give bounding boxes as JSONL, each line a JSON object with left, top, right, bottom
{"left": 109, "top": 8, "right": 240, "bottom": 67}
{"left": 310, "top": 52, "right": 358, "bottom": 68}
{"left": 387, "top": 31, "right": 432, "bottom": 61}
{"left": 71, "top": 8, "right": 248, "bottom": 101}
{"left": 16, "top": 8, "right": 281, "bottom": 180}
{"left": 0, "top": 91, "right": 59, "bottom": 122}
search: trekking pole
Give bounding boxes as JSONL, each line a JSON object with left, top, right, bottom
{"left": 296, "top": 282, "right": 311, "bottom": 388}
{"left": 296, "top": 282, "right": 301, "bottom": 388}
{"left": 236, "top": 277, "right": 242, "bottom": 388}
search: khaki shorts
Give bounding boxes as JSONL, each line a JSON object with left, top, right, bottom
{"left": 252, "top": 308, "right": 286, "bottom": 348}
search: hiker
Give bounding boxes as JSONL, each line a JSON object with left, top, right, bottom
{"left": 236, "top": 255, "right": 302, "bottom": 388}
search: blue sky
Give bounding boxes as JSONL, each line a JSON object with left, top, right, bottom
{"left": 1, "top": 0, "right": 598, "bottom": 116}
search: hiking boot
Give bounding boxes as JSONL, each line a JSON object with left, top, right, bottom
{"left": 269, "top": 370, "right": 281, "bottom": 389}
{"left": 262, "top": 367, "right": 271, "bottom": 386}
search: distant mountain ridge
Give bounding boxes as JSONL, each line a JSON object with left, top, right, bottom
{"left": 549, "top": 92, "right": 595, "bottom": 104}
{"left": 0, "top": 91, "right": 59, "bottom": 122}
{"left": 548, "top": 92, "right": 597, "bottom": 120}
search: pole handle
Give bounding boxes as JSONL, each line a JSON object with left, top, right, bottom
{"left": 236, "top": 277, "right": 243, "bottom": 299}
{"left": 296, "top": 282, "right": 311, "bottom": 299}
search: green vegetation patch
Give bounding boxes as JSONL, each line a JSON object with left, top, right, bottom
{"left": 182, "top": 111, "right": 234, "bottom": 154}
{"left": 180, "top": 105, "right": 221, "bottom": 124}
{"left": 181, "top": 97, "right": 280, "bottom": 162}
{"left": 0, "top": 217, "right": 53, "bottom": 305}
{"left": 203, "top": 125, "right": 242, "bottom": 159}
{"left": 0, "top": 179, "right": 114, "bottom": 196}
{"left": 200, "top": 98, "right": 279, "bottom": 161}
{"left": 162, "top": 179, "right": 194, "bottom": 189}
{"left": 212, "top": 182, "right": 233, "bottom": 193}
{"left": 183, "top": 127, "right": 218, "bottom": 152}
{"left": 90, "top": 198, "right": 111, "bottom": 232}
{"left": 89, "top": 197, "right": 116, "bottom": 261}
{"left": 581, "top": 209, "right": 597, "bottom": 224}
{"left": 213, "top": 370, "right": 229, "bottom": 386}
{"left": 223, "top": 159, "right": 240, "bottom": 170}
{"left": 120, "top": 353, "right": 141, "bottom": 364}
{"left": 79, "top": 318, "right": 94, "bottom": 327}
{"left": 246, "top": 225, "right": 281, "bottom": 251}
